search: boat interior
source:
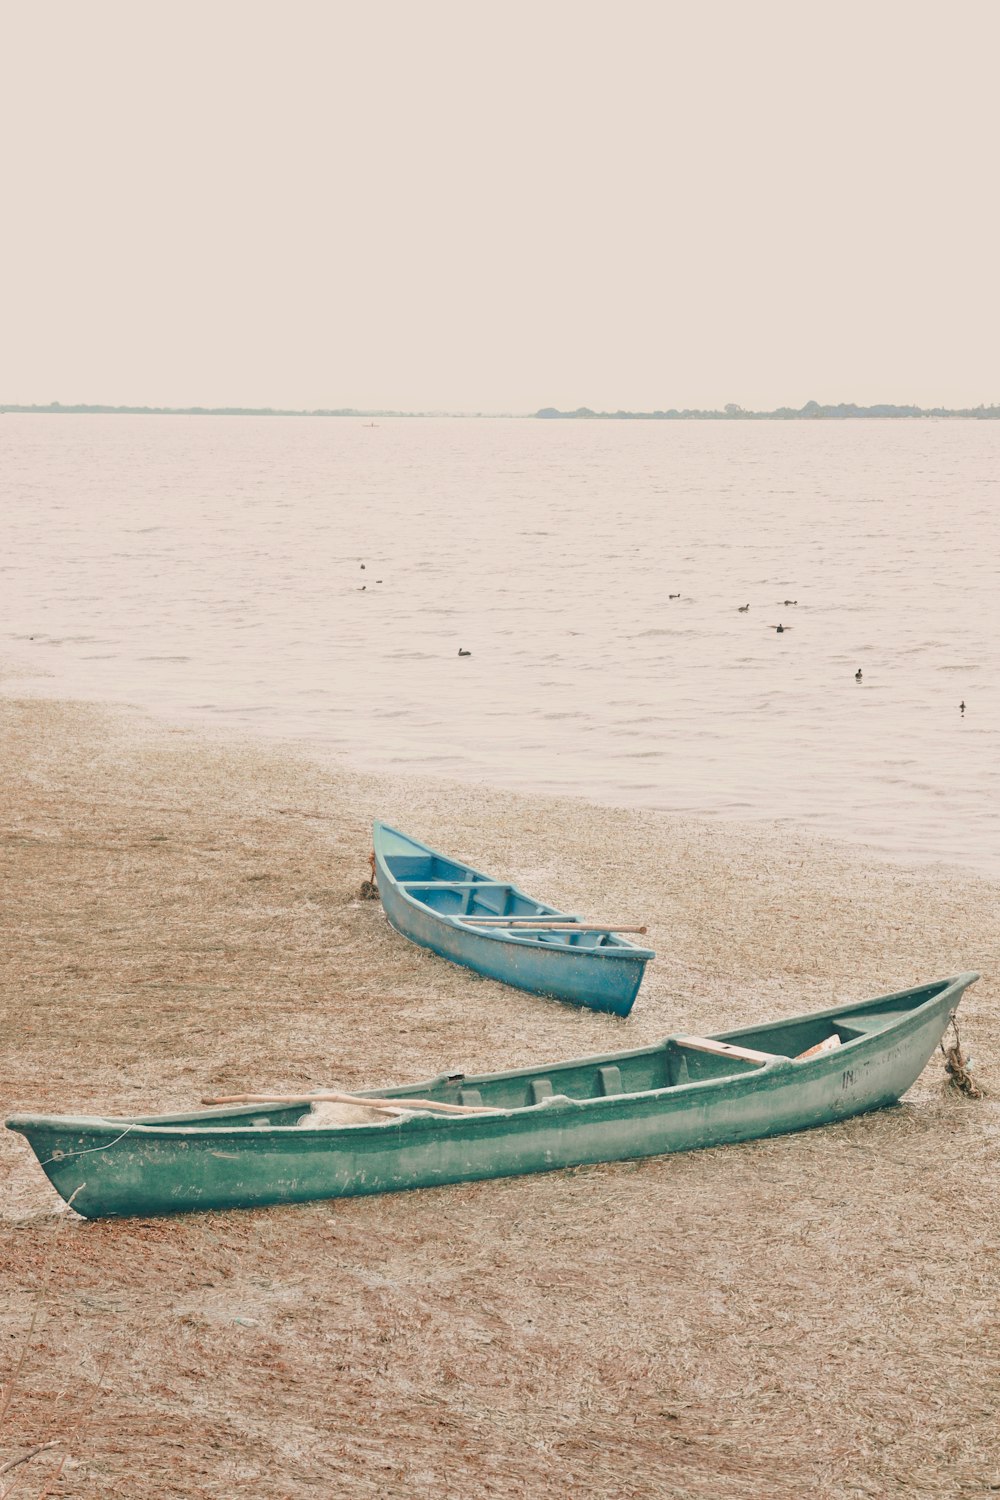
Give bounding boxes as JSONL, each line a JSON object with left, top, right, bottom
{"left": 131, "top": 981, "right": 950, "bottom": 1132}
{"left": 383, "top": 849, "right": 633, "bottom": 950}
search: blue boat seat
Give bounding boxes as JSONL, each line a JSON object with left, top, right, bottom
{"left": 400, "top": 880, "right": 510, "bottom": 889}
{"left": 669, "top": 1051, "right": 691, "bottom": 1085}
{"left": 458, "top": 1089, "right": 483, "bottom": 1106}
{"left": 597, "top": 1065, "right": 623, "bottom": 1095}
{"left": 530, "top": 1079, "right": 553, "bottom": 1104}
{"left": 836, "top": 1013, "right": 908, "bottom": 1034}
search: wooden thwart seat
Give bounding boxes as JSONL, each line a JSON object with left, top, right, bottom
{"left": 673, "top": 1036, "right": 784, "bottom": 1067}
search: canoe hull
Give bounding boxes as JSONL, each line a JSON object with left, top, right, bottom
{"left": 6, "top": 974, "right": 977, "bottom": 1219}
{"left": 373, "top": 823, "right": 653, "bottom": 1015}
{"left": 377, "top": 865, "right": 648, "bottom": 1015}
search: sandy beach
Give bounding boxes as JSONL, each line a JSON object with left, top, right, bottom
{"left": 2, "top": 693, "right": 998, "bottom": 1499}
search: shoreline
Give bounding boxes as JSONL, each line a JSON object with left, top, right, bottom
{"left": 2, "top": 693, "right": 998, "bottom": 1497}
{"left": 4, "top": 665, "right": 995, "bottom": 887}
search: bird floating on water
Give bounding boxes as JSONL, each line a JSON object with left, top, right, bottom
{"left": 458, "top": 648, "right": 472, "bottom": 657}
{"left": 855, "top": 669, "right": 862, "bottom": 681}
{"left": 668, "top": 593, "right": 681, "bottom": 599}
{"left": 781, "top": 599, "right": 798, "bottom": 606}
{"left": 960, "top": 700, "right": 966, "bottom": 712}
{"left": 770, "top": 624, "right": 792, "bottom": 633}
{"left": 738, "top": 604, "right": 750, "bottom": 612}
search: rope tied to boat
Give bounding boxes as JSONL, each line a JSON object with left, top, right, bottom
{"left": 359, "top": 849, "right": 379, "bottom": 901}
{"left": 37, "top": 1123, "right": 139, "bottom": 1169}
{"left": 940, "top": 1010, "right": 983, "bottom": 1099}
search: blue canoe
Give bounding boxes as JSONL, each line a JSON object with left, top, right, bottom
{"left": 373, "top": 822, "right": 655, "bottom": 1015}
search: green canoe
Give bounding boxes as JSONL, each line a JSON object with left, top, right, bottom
{"left": 6, "top": 973, "right": 976, "bottom": 1219}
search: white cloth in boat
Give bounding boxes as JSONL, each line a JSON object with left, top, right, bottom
{"left": 297, "top": 1101, "right": 415, "bottom": 1127}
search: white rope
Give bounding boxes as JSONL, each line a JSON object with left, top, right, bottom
{"left": 38, "top": 1124, "right": 138, "bottom": 1169}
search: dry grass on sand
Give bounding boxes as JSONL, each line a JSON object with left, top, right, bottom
{"left": 1, "top": 696, "right": 998, "bottom": 1498}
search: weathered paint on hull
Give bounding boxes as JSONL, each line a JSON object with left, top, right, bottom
{"left": 6, "top": 974, "right": 976, "bottom": 1219}
{"left": 373, "top": 823, "right": 653, "bottom": 1015}
{"left": 377, "top": 867, "right": 647, "bottom": 1015}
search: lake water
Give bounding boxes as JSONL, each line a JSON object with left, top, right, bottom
{"left": 2, "top": 414, "right": 998, "bottom": 875}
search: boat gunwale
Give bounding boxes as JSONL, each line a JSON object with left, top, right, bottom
{"left": 6, "top": 973, "right": 977, "bottom": 1141}
{"left": 373, "top": 821, "right": 656, "bottom": 960}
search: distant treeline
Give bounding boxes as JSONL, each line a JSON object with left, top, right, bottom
{"left": 5, "top": 399, "right": 1000, "bottom": 420}
{"left": 0, "top": 403, "right": 445, "bottom": 417}
{"left": 536, "top": 400, "right": 1000, "bottom": 420}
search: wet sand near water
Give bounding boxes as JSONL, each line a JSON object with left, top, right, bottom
{"left": 1, "top": 695, "right": 998, "bottom": 1498}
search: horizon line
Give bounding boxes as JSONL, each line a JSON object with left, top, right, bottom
{"left": 3, "top": 399, "right": 1000, "bottom": 420}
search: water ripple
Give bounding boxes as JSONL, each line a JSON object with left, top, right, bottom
{"left": 2, "top": 413, "right": 998, "bottom": 875}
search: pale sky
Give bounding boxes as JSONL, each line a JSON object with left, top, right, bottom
{"left": 1, "top": 0, "right": 998, "bottom": 413}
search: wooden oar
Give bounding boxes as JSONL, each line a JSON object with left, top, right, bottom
{"left": 201, "top": 1090, "right": 499, "bottom": 1115}
{"left": 463, "top": 920, "right": 647, "bottom": 934}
